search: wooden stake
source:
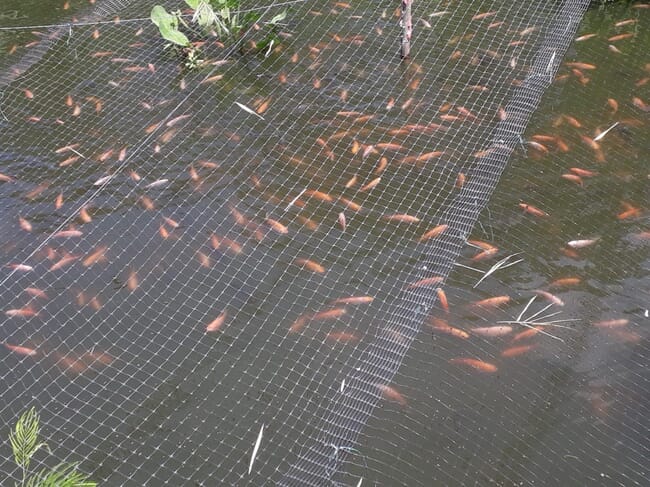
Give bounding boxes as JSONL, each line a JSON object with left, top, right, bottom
{"left": 400, "top": 0, "right": 413, "bottom": 59}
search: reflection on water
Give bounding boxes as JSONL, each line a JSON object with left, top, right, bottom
{"left": 0, "top": 0, "right": 648, "bottom": 486}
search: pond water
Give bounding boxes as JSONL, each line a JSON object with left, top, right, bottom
{"left": 0, "top": 1, "right": 647, "bottom": 486}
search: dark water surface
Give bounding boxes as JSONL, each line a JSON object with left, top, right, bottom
{"left": 0, "top": 1, "right": 648, "bottom": 486}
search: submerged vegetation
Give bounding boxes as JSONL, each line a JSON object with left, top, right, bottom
{"left": 7, "top": 408, "right": 96, "bottom": 487}
{"left": 150, "top": 0, "right": 287, "bottom": 68}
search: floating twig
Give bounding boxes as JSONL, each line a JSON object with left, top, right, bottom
{"left": 474, "top": 253, "right": 523, "bottom": 288}
{"left": 235, "top": 101, "right": 265, "bottom": 120}
{"left": 497, "top": 296, "right": 580, "bottom": 342}
{"left": 248, "top": 423, "right": 264, "bottom": 475}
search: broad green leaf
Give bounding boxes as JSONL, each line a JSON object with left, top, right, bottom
{"left": 151, "top": 6, "right": 190, "bottom": 46}
{"left": 193, "top": 1, "right": 217, "bottom": 29}
{"left": 185, "top": 0, "right": 201, "bottom": 8}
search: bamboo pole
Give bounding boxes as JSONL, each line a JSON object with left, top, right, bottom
{"left": 400, "top": 0, "right": 412, "bottom": 59}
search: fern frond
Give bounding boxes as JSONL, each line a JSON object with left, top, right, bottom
{"left": 9, "top": 407, "right": 48, "bottom": 470}
{"left": 25, "top": 463, "right": 96, "bottom": 487}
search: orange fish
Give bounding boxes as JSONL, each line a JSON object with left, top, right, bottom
{"left": 563, "top": 115, "right": 582, "bottom": 128}
{"left": 126, "top": 270, "right": 138, "bottom": 291}
{"left": 472, "top": 295, "right": 511, "bottom": 308}
{"left": 359, "top": 177, "right": 381, "bottom": 192}
{"left": 580, "top": 135, "right": 600, "bottom": 151}
{"left": 607, "top": 98, "right": 619, "bottom": 112}
{"left": 376, "top": 383, "right": 407, "bottom": 406}
{"left": 418, "top": 224, "right": 448, "bottom": 242}
{"left": 19, "top": 216, "right": 32, "bottom": 232}
{"left": 213, "top": 236, "right": 243, "bottom": 255}
{"left": 80, "top": 351, "right": 114, "bottom": 366}
{"left": 533, "top": 290, "right": 564, "bottom": 306}
{"left": 519, "top": 203, "right": 548, "bottom": 218}
{"left": 79, "top": 207, "right": 92, "bottom": 223}
{"left": 375, "top": 142, "right": 405, "bottom": 151}
{"left": 374, "top": 157, "right": 388, "bottom": 175}
{"left": 159, "top": 225, "right": 170, "bottom": 239}
{"left": 288, "top": 313, "right": 312, "bottom": 334}
{"left": 344, "top": 175, "right": 358, "bottom": 188}
{"left": 205, "top": 311, "right": 227, "bottom": 332}
{"left": 472, "top": 326, "right": 513, "bottom": 337}
{"left": 304, "top": 189, "right": 334, "bottom": 202}
{"left": 59, "top": 155, "right": 80, "bottom": 167}
{"left": 294, "top": 258, "right": 326, "bottom": 273}
{"left": 569, "top": 167, "right": 598, "bottom": 178}
{"left": 325, "top": 331, "right": 359, "bottom": 343}
{"left": 632, "top": 96, "right": 649, "bottom": 112}
{"left": 49, "top": 255, "right": 79, "bottom": 271}
{"left": 88, "top": 296, "right": 102, "bottom": 311}
{"left": 608, "top": 33, "right": 634, "bottom": 42}
{"left": 25, "top": 287, "right": 48, "bottom": 299}
{"left": 436, "top": 288, "right": 449, "bottom": 312}
{"left": 196, "top": 251, "right": 211, "bottom": 268}
{"left": 55, "top": 353, "right": 90, "bottom": 375}
{"left": 163, "top": 217, "right": 179, "bottom": 228}
{"left": 565, "top": 62, "right": 596, "bottom": 70}
{"left": 471, "top": 249, "right": 499, "bottom": 261}
{"left": 297, "top": 216, "right": 319, "bottom": 231}
{"left": 53, "top": 229, "right": 83, "bottom": 238}
{"left": 400, "top": 151, "right": 444, "bottom": 164}
{"left": 383, "top": 213, "right": 420, "bottom": 224}
{"left": 593, "top": 318, "right": 628, "bottom": 328}
{"left": 266, "top": 218, "right": 289, "bottom": 234}
{"left": 449, "top": 357, "right": 498, "bottom": 373}
{"left": 549, "top": 277, "right": 581, "bottom": 288}
{"left": 456, "top": 172, "right": 466, "bottom": 189}
{"left": 561, "top": 174, "right": 583, "bottom": 186}
{"left": 468, "top": 240, "right": 498, "bottom": 252}
{"left": 98, "top": 149, "right": 114, "bottom": 162}
{"left": 82, "top": 246, "right": 108, "bottom": 267}
{"left": 511, "top": 327, "right": 541, "bottom": 342}
{"left": 575, "top": 33, "right": 597, "bottom": 42}
{"left": 617, "top": 203, "right": 641, "bottom": 220}
{"left": 501, "top": 344, "right": 535, "bottom": 358}
{"left": 337, "top": 212, "right": 346, "bottom": 231}
{"left": 3, "top": 342, "right": 38, "bottom": 356}
{"left": 472, "top": 11, "right": 497, "bottom": 21}
{"left": 406, "top": 276, "right": 444, "bottom": 290}
{"left": 8, "top": 263, "right": 34, "bottom": 272}
{"left": 5, "top": 306, "right": 39, "bottom": 318}
{"left": 312, "top": 307, "right": 347, "bottom": 321}
{"left": 330, "top": 296, "right": 374, "bottom": 305}
{"left": 428, "top": 319, "right": 469, "bottom": 339}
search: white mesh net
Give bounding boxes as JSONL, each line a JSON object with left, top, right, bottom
{"left": 1, "top": 0, "right": 648, "bottom": 485}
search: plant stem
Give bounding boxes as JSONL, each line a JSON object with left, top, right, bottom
{"left": 400, "top": 0, "right": 413, "bottom": 59}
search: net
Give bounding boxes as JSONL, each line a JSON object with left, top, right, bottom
{"left": 0, "top": 0, "right": 647, "bottom": 485}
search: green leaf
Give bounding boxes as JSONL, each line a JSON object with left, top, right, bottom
{"left": 9, "top": 407, "right": 47, "bottom": 470}
{"left": 185, "top": 0, "right": 201, "bottom": 8}
{"left": 268, "top": 10, "right": 287, "bottom": 25}
{"left": 193, "top": 1, "right": 217, "bottom": 29}
{"left": 151, "top": 6, "right": 190, "bottom": 46}
{"left": 25, "top": 463, "right": 96, "bottom": 487}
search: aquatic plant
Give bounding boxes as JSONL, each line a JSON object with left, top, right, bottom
{"left": 7, "top": 407, "right": 96, "bottom": 487}
{"left": 150, "top": 0, "right": 287, "bottom": 68}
